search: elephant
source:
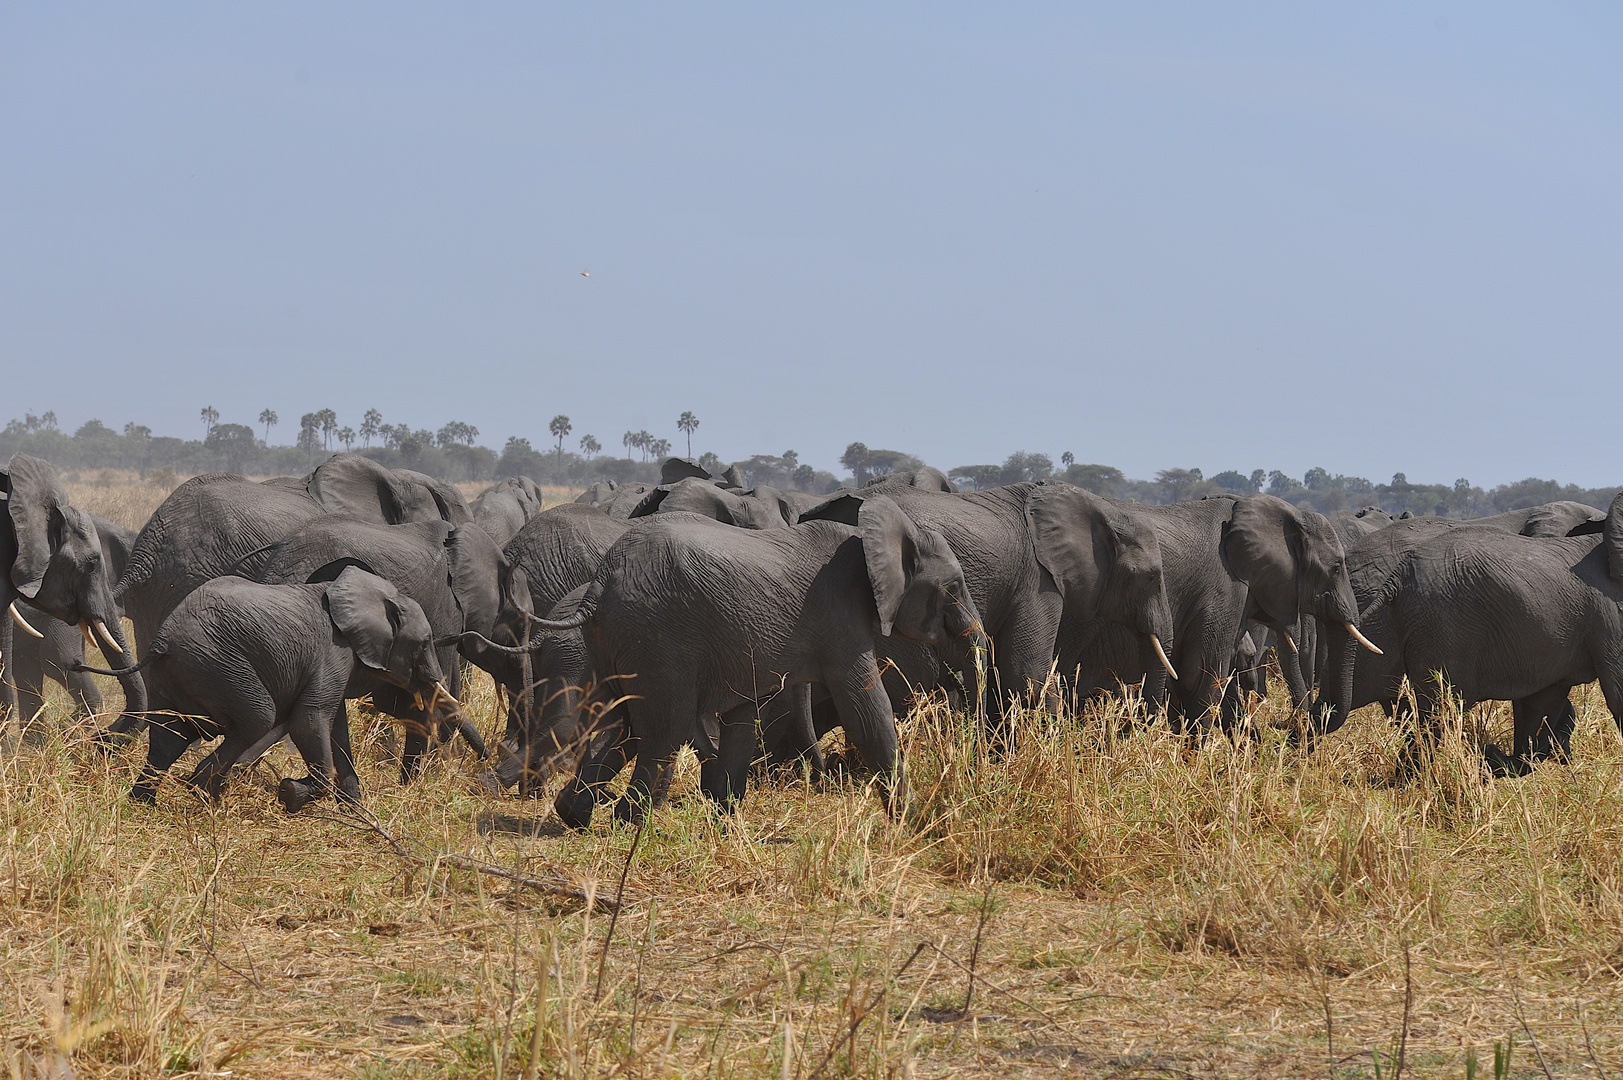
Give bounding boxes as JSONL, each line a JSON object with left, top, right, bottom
{"left": 630, "top": 477, "right": 789, "bottom": 529}
{"left": 803, "top": 479, "right": 1064, "bottom": 740}
{"left": 78, "top": 567, "right": 476, "bottom": 810}
{"left": 1313, "top": 497, "right": 1623, "bottom": 774}
{"left": 862, "top": 467, "right": 958, "bottom": 493}
{"left": 112, "top": 454, "right": 475, "bottom": 740}
{"left": 9, "top": 514, "right": 138, "bottom": 728}
{"left": 515, "top": 498, "right": 988, "bottom": 825}
{"left": 471, "top": 476, "right": 546, "bottom": 547}
{"left": 1055, "top": 494, "right": 1371, "bottom": 733}
{"left": 240, "top": 516, "right": 527, "bottom": 780}
{"left": 2, "top": 455, "right": 143, "bottom": 746}
{"left": 577, "top": 482, "right": 655, "bottom": 520}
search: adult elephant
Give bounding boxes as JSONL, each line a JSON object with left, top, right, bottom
{"left": 1057, "top": 494, "right": 1372, "bottom": 732}
{"left": 1, "top": 456, "right": 143, "bottom": 746}
{"left": 10, "top": 514, "right": 138, "bottom": 727}
{"left": 801, "top": 480, "right": 1063, "bottom": 739}
{"left": 471, "top": 476, "right": 546, "bottom": 547}
{"left": 863, "top": 467, "right": 958, "bottom": 493}
{"left": 1315, "top": 493, "right": 1623, "bottom": 772}
{"left": 578, "top": 482, "right": 654, "bottom": 520}
{"left": 630, "top": 477, "right": 789, "bottom": 529}
{"left": 242, "top": 516, "right": 528, "bottom": 780}
{"left": 520, "top": 498, "right": 987, "bottom": 824}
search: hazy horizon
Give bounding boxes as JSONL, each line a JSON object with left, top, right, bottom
{"left": 5, "top": 4, "right": 1620, "bottom": 487}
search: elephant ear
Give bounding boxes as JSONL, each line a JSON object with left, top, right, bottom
{"left": 628, "top": 485, "right": 672, "bottom": 518}
{"left": 720, "top": 464, "right": 746, "bottom": 490}
{"left": 306, "top": 454, "right": 412, "bottom": 523}
{"left": 857, "top": 495, "right": 922, "bottom": 636}
{"left": 1605, "top": 493, "right": 1623, "bottom": 587}
{"left": 661, "top": 457, "right": 714, "bottom": 485}
{"left": 5, "top": 454, "right": 69, "bottom": 599}
{"left": 446, "top": 524, "right": 504, "bottom": 633}
{"left": 327, "top": 568, "right": 415, "bottom": 678}
{"left": 1026, "top": 483, "right": 1117, "bottom": 617}
{"left": 395, "top": 469, "right": 473, "bottom": 524}
{"left": 797, "top": 492, "right": 864, "bottom": 527}
{"left": 912, "top": 466, "right": 958, "bottom": 493}
{"left": 1221, "top": 495, "right": 1302, "bottom": 624}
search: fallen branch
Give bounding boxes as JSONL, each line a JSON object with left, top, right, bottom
{"left": 315, "top": 801, "right": 627, "bottom": 913}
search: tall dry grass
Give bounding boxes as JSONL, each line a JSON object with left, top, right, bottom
{"left": 3, "top": 658, "right": 1621, "bottom": 1078}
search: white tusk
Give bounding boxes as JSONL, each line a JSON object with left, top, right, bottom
{"left": 81, "top": 622, "right": 97, "bottom": 651}
{"left": 1345, "top": 621, "right": 1384, "bottom": 655}
{"left": 1150, "top": 634, "right": 1179, "bottom": 683}
{"left": 1278, "top": 630, "right": 1297, "bottom": 654}
{"left": 9, "top": 602, "right": 44, "bottom": 639}
{"left": 94, "top": 619, "right": 122, "bottom": 654}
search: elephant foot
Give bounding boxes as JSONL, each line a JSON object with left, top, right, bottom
{"left": 128, "top": 783, "right": 159, "bottom": 805}
{"left": 278, "top": 777, "right": 323, "bottom": 813}
{"left": 554, "top": 784, "right": 596, "bottom": 830}
{"left": 336, "top": 774, "right": 363, "bottom": 804}
{"left": 1482, "top": 742, "right": 1532, "bottom": 779}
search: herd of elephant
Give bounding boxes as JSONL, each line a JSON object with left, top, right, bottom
{"left": 2, "top": 450, "right": 1621, "bottom": 825}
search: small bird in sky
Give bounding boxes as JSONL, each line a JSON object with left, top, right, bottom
{"left": 580, "top": 270, "right": 590, "bottom": 277}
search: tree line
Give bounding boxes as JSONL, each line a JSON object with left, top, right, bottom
{"left": 3, "top": 409, "right": 1616, "bottom": 516}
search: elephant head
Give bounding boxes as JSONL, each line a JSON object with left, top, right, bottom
{"left": 324, "top": 567, "right": 445, "bottom": 691}
{"left": 854, "top": 495, "right": 985, "bottom": 659}
{"left": 1223, "top": 495, "right": 1380, "bottom": 676}
{"left": 1605, "top": 492, "right": 1623, "bottom": 587}
{"left": 1027, "top": 482, "right": 1177, "bottom": 679}
{"left": 2, "top": 454, "right": 134, "bottom": 661}
{"left": 305, "top": 454, "right": 472, "bottom": 525}
{"left": 631, "top": 477, "right": 788, "bottom": 529}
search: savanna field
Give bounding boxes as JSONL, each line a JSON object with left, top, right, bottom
{"left": 3, "top": 478, "right": 1621, "bottom": 1079}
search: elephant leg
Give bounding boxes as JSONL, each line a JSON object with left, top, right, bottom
{"left": 0, "top": 617, "right": 15, "bottom": 749}
{"left": 331, "top": 701, "right": 361, "bottom": 803}
{"left": 187, "top": 731, "right": 260, "bottom": 802}
{"left": 827, "top": 659, "right": 905, "bottom": 811}
{"left": 131, "top": 715, "right": 196, "bottom": 804}
{"left": 280, "top": 699, "right": 339, "bottom": 813}
{"left": 701, "top": 701, "right": 762, "bottom": 809}
{"left": 1537, "top": 695, "right": 1577, "bottom": 764}
{"left": 555, "top": 725, "right": 632, "bottom": 830}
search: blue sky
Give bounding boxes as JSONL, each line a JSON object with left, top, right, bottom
{"left": 3, "top": 4, "right": 1619, "bottom": 484}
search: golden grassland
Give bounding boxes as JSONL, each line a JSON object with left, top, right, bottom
{"left": 3, "top": 482, "right": 1620, "bottom": 1078}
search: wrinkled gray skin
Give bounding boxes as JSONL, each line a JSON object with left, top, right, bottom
{"left": 531, "top": 500, "right": 987, "bottom": 825}
{"left": 803, "top": 480, "right": 1061, "bottom": 741}
{"left": 630, "top": 477, "right": 790, "bottom": 529}
{"left": 2, "top": 456, "right": 144, "bottom": 746}
{"left": 10, "top": 514, "right": 138, "bottom": 726}
{"left": 1058, "top": 495, "right": 1358, "bottom": 732}
{"left": 242, "top": 517, "right": 525, "bottom": 781}
{"left": 111, "top": 454, "right": 471, "bottom": 741}
{"left": 1314, "top": 498, "right": 1623, "bottom": 774}
{"left": 577, "top": 482, "right": 654, "bottom": 520}
{"left": 83, "top": 568, "right": 464, "bottom": 810}
{"left": 1304, "top": 500, "right": 1623, "bottom": 769}
{"left": 863, "top": 468, "right": 959, "bottom": 493}
{"left": 470, "top": 476, "right": 546, "bottom": 547}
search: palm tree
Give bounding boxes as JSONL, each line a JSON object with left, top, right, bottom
{"left": 650, "top": 437, "right": 672, "bottom": 459}
{"left": 549, "top": 415, "right": 572, "bottom": 459}
{"left": 360, "top": 409, "right": 383, "bottom": 448}
{"left": 259, "top": 409, "right": 278, "bottom": 445}
{"left": 623, "top": 431, "right": 643, "bottom": 459}
{"left": 338, "top": 427, "right": 356, "bottom": 451}
{"left": 200, "top": 405, "right": 219, "bottom": 439}
{"left": 579, "top": 434, "right": 600, "bottom": 460}
{"left": 315, "top": 408, "right": 338, "bottom": 451}
{"left": 677, "top": 411, "right": 700, "bottom": 456}
{"left": 1061, "top": 451, "right": 1074, "bottom": 468}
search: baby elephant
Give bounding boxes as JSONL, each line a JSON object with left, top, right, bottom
{"left": 81, "top": 567, "right": 481, "bottom": 811}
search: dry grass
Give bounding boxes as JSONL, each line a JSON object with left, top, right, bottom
{"left": 4, "top": 666, "right": 1622, "bottom": 1079}
{"left": 6, "top": 484, "right": 1622, "bottom": 1077}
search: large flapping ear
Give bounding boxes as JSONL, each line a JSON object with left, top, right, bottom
{"left": 857, "top": 495, "right": 922, "bottom": 636}
{"left": 797, "top": 491, "right": 864, "bottom": 526}
{"left": 396, "top": 469, "right": 473, "bottom": 524}
{"left": 6, "top": 454, "right": 69, "bottom": 599}
{"left": 1221, "top": 495, "right": 1301, "bottom": 623}
{"left": 1026, "top": 483, "right": 1117, "bottom": 617}
{"left": 661, "top": 457, "right": 714, "bottom": 484}
{"left": 446, "top": 525, "right": 504, "bottom": 630}
{"left": 306, "top": 454, "right": 410, "bottom": 522}
{"left": 1605, "top": 493, "right": 1623, "bottom": 587}
{"left": 628, "top": 486, "right": 672, "bottom": 518}
{"left": 325, "top": 566, "right": 408, "bottom": 676}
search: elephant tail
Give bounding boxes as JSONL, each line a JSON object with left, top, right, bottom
{"left": 73, "top": 640, "right": 165, "bottom": 677}
{"left": 441, "top": 629, "right": 554, "bottom": 654}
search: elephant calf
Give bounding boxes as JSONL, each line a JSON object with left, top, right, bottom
{"left": 81, "top": 567, "right": 477, "bottom": 810}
